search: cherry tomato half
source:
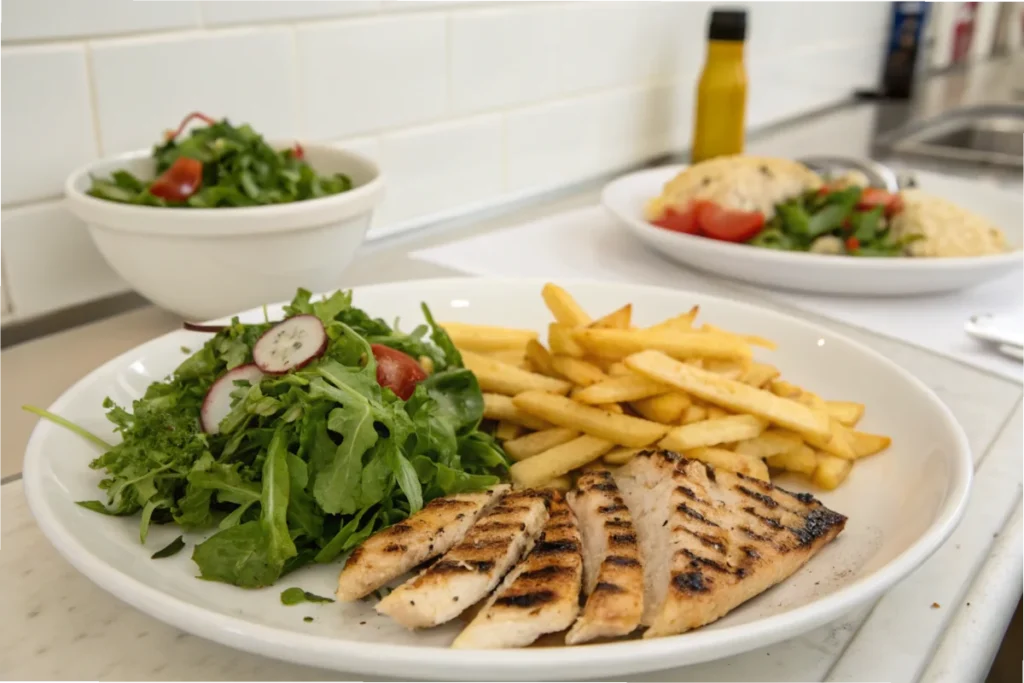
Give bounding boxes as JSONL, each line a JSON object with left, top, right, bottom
{"left": 149, "top": 157, "right": 204, "bottom": 202}
{"left": 651, "top": 206, "right": 700, "bottom": 234}
{"left": 695, "top": 202, "right": 766, "bottom": 243}
{"left": 370, "top": 344, "right": 427, "bottom": 400}
{"left": 857, "top": 188, "right": 904, "bottom": 217}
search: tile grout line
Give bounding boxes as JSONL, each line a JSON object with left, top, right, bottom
{"left": 82, "top": 43, "right": 106, "bottom": 158}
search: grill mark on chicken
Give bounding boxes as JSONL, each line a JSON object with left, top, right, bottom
{"left": 789, "top": 507, "right": 848, "bottom": 547}
{"left": 680, "top": 528, "right": 726, "bottom": 553}
{"left": 518, "top": 565, "right": 575, "bottom": 581}
{"left": 532, "top": 539, "right": 580, "bottom": 556}
{"left": 606, "top": 555, "right": 641, "bottom": 568}
{"left": 598, "top": 503, "right": 629, "bottom": 514}
{"left": 473, "top": 521, "right": 522, "bottom": 533}
{"left": 679, "top": 549, "right": 732, "bottom": 575}
{"left": 385, "top": 523, "right": 414, "bottom": 536}
{"left": 677, "top": 503, "right": 720, "bottom": 527}
{"left": 736, "top": 485, "right": 779, "bottom": 509}
{"left": 609, "top": 533, "right": 637, "bottom": 546}
{"left": 604, "top": 519, "right": 631, "bottom": 529}
{"left": 493, "top": 590, "right": 557, "bottom": 609}
{"left": 593, "top": 581, "right": 625, "bottom": 594}
{"left": 383, "top": 543, "right": 407, "bottom": 553}
{"left": 739, "top": 526, "right": 771, "bottom": 542}
{"left": 743, "top": 506, "right": 783, "bottom": 529}
{"left": 672, "top": 571, "right": 709, "bottom": 593}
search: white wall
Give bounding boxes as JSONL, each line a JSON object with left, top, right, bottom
{"left": 0, "top": 0, "right": 890, "bottom": 321}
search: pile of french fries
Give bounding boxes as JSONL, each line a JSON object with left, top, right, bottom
{"left": 441, "top": 284, "right": 891, "bottom": 493}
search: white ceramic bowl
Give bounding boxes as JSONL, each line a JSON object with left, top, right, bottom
{"left": 603, "top": 165, "right": 1023, "bottom": 296}
{"left": 65, "top": 143, "right": 385, "bottom": 321}
{"left": 23, "top": 278, "right": 972, "bottom": 680}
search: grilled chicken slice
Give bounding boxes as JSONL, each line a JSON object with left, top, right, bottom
{"left": 453, "top": 492, "right": 583, "bottom": 649}
{"left": 376, "top": 489, "right": 552, "bottom": 628}
{"left": 565, "top": 469, "right": 644, "bottom": 644}
{"left": 336, "top": 485, "right": 510, "bottom": 601}
{"left": 616, "top": 449, "right": 846, "bottom": 638}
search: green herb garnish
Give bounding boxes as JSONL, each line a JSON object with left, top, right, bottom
{"left": 281, "top": 587, "right": 334, "bottom": 605}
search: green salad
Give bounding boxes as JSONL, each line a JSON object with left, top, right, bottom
{"left": 750, "top": 185, "right": 921, "bottom": 257}
{"left": 88, "top": 112, "right": 353, "bottom": 208}
{"left": 28, "top": 289, "right": 507, "bottom": 589}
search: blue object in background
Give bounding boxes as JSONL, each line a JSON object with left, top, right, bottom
{"left": 882, "top": 1, "right": 931, "bottom": 99}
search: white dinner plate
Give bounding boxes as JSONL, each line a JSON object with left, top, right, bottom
{"left": 602, "top": 165, "right": 1023, "bottom": 296}
{"left": 23, "top": 278, "right": 972, "bottom": 681}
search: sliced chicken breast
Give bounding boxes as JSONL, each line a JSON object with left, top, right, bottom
{"left": 376, "top": 489, "right": 551, "bottom": 629}
{"left": 565, "top": 469, "right": 644, "bottom": 644}
{"left": 453, "top": 492, "right": 583, "bottom": 649}
{"left": 336, "top": 484, "right": 510, "bottom": 601}
{"left": 616, "top": 449, "right": 846, "bottom": 638}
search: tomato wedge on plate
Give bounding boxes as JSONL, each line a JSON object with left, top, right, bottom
{"left": 149, "top": 157, "right": 204, "bottom": 202}
{"left": 857, "top": 188, "right": 904, "bottom": 217}
{"left": 371, "top": 344, "right": 427, "bottom": 400}
{"left": 695, "top": 203, "right": 766, "bottom": 243}
{"left": 651, "top": 206, "right": 700, "bottom": 234}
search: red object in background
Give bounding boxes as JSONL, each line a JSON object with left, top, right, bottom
{"left": 370, "top": 344, "right": 427, "bottom": 400}
{"left": 695, "top": 202, "right": 765, "bottom": 242}
{"left": 951, "top": 2, "right": 978, "bottom": 65}
{"left": 651, "top": 206, "right": 701, "bottom": 234}
{"left": 149, "top": 157, "right": 203, "bottom": 201}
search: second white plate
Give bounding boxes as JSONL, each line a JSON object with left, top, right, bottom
{"left": 602, "top": 165, "right": 1023, "bottom": 296}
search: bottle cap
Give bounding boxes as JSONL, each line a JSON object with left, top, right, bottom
{"left": 708, "top": 9, "right": 746, "bottom": 42}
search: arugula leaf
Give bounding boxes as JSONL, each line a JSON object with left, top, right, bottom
{"left": 151, "top": 536, "right": 186, "bottom": 559}
{"left": 261, "top": 428, "right": 297, "bottom": 570}
{"left": 192, "top": 521, "right": 279, "bottom": 588}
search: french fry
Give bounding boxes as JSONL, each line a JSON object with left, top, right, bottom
{"left": 607, "top": 362, "right": 633, "bottom": 377}
{"left": 503, "top": 427, "right": 579, "bottom": 461}
{"left": 590, "top": 304, "right": 632, "bottom": 329}
{"left": 483, "top": 393, "right": 554, "bottom": 431}
{"left": 826, "top": 400, "right": 865, "bottom": 427}
{"left": 734, "top": 428, "right": 804, "bottom": 459}
{"left": 600, "top": 403, "right": 625, "bottom": 414}
{"left": 512, "top": 391, "right": 669, "bottom": 447}
{"left": 740, "top": 362, "right": 781, "bottom": 388}
{"left": 648, "top": 306, "right": 699, "bottom": 331}
{"left": 850, "top": 430, "right": 891, "bottom": 458}
{"left": 685, "top": 447, "right": 770, "bottom": 481}
{"left": 537, "top": 474, "right": 573, "bottom": 492}
{"left": 680, "top": 404, "right": 708, "bottom": 424}
{"left": 706, "top": 406, "right": 730, "bottom": 420}
{"left": 703, "top": 358, "right": 748, "bottom": 380}
{"left": 549, "top": 323, "right": 586, "bottom": 358}
{"left": 478, "top": 348, "right": 527, "bottom": 365}
{"left": 604, "top": 446, "right": 643, "bottom": 465}
{"left": 463, "top": 351, "right": 572, "bottom": 396}
{"left": 701, "top": 323, "right": 778, "bottom": 350}
{"left": 510, "top": 435, "right": 613, "bottom": 488}
{"left": 631, "top": 392, "right": 692, "bottom": 424}
{"left": 574, "top": 328, "right": 752, "bottom": 361}
{"left": 625, "top": 350, "right": 831, "bottom": 440}
{"left": 803, "top": 417, "right": 857, "bottom": 460}
{"left": 550, "top": 355, "right": 607, "bottom": 387}
{"left": 573, "top": 374, "right": 668, "bottom": 405}
{"left": 542, "top": 283, "right": 591, "bottom": 326}
{"left": 660, "top": 415, "right": 767, "bottom": 452}
{"left": 495, "top": 420, "right": 523, "bottom": 441}
{"left": 812, "top": 452, "right": 853, "bottom": 490}
{"left": 766, "top": 444, "right": 817, "bottom": 476}
{"left": 770, "top": 380, "right": 803, "bottom": 399}
{"left": 524, "top": 339, "right": 557, "bottom": 376}
{"left": 441, "top": 322, "right": 537, "bottom": 352}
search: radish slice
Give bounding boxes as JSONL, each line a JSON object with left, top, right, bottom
{"left": 201, "top": 364, "right": 265, "bottom": 434}
{"left": 252, "top": 314, "right": 328, "bottom": 374}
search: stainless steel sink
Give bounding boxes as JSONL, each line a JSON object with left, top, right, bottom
{"left": 878, "top": 104, "right": 1024, "bottom": 169}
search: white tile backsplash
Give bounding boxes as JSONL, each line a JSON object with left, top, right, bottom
{"left": 90, "top": 29, "right": 298, "bottom": 155}
{"left": 1, "top": 202, "right": 128, "bottom": 317}
{"left": 297, "top": 14, "right": 447, "bottom": 139}
{"left": 376, "top": 115, "right": 503, "bottom": 228}
{"left": 0, "top": 0, "right": 199, "bottom": 43}
{"left": 450, "top": 5, "right": 560, "bottom": 114}
{"left": 0, "top": 0, "right": 896, "bottom": 319}
{"left": 200, "top": 1, "right": 380, "bottom": 26}
{"left": 1, "top": 45, "right": 98, "bottom": 205}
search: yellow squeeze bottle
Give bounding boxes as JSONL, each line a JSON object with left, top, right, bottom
{"left": 691, "top": 9, "right": 748, "bottom": 164}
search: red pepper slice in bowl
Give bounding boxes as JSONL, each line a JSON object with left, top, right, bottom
{"left": 149, "top": 157, "right": 204, "bottom": 202}
{"left": 695, "top": 202, "right": 766, "bottom": 243}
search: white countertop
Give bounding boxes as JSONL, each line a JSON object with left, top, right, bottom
{"left": 1, "top": 101, "right": 1021, "bottom": 682}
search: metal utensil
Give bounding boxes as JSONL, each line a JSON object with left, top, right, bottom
{"left": 797, "top": 155, "right": 901, "bottom": 192}
{"left": 965, "top": 314, "right": 1024, "bottom": 350}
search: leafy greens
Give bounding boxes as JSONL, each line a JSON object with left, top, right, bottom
{"left": 45, "top": 289, "right": 507, "bottom": 588}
